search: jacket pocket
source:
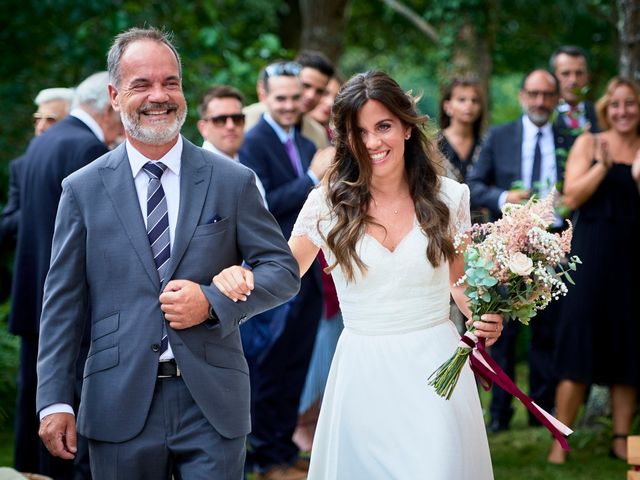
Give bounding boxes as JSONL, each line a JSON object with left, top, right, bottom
{"left": 92, "top": 312, "right": 119, "bottom": 341}
{"left": 192, "top": 217, "right": 229, "bottom": 237}
{"left": 83, "top": 345, "right": 119, "bottom": 378}
{"left": 204, "top": 343, "right": 248, "bottom": 374}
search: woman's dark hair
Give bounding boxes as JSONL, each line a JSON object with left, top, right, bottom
{"left": 323, "top": 70, "right": 455, "bottom": 281}
{"left": 438, "top": 76, "right": 484, "bottom": 139}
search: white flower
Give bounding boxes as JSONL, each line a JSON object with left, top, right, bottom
{"left": 508, "top": 252, "right": 534, "bottom": 276}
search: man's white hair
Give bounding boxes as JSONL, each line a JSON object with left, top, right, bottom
{"left": 73, "top": 71, "right": 111, "bottom": 113}
{"left": 34, "top": 87, "right": 75, "bottom": 107}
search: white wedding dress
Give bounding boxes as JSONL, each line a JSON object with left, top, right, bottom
{"left": 291, "top": 177, "right": 493, "bottom": 480}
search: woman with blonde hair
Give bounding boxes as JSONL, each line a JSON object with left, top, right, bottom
{"left": 548, "top": 77, "right": 640, "bottom": 464}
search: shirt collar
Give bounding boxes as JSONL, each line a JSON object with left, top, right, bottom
{"left": 557, "top": 100, "right": 585, "bottom": 114}
{"left": 70, "top": 108, "right": 105, "bottom": 142}
{"left": 522, "top": 115, "right": 553, "bottom": 138}
{"left": 201, "top": 140, "right": 238, "bottom": 162}
{"left": 127, "top": 135, "right": 183, "bottom": 178}
{"left": 263, "top": 113, "right": 296, "bottom": 144}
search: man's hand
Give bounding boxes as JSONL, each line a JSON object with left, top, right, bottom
{"left": 505, "top": 189, "right": 531, "bottom": 204}
{"left": 39, "top": 413, "right": 77, "bottom": 460}
{"left": 160, "top": 280, "right": 210, "bottom": 329}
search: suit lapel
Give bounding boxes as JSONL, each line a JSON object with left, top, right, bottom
{"left": 99, "top": 144, "right": 160, "bottom": 289}
{"left": 513, "top": 120, "right": 524, "bottom": 180}
{"left": 162, "top": 139, "right": 211, "bottom": 288}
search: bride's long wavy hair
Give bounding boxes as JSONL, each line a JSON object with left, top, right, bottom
{"left": 323, "top": 70, "right": 455, "bottom": 282}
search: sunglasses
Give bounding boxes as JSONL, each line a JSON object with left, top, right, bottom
{"left": 206, "top": 113, "right": 245, "bottom": 127}
{"left": 264, "top": 62, "right": 302, "bottom": 79}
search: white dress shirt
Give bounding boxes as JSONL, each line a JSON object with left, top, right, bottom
{"left": 70, "top": 108, "right": 105, "bottom": 142}
{"left": 498, "top": 116, "right": 557, "bottom": 208}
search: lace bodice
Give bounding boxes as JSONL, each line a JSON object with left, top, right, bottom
{"left": 292, "top": 177, "right": 471, "bottom": 335}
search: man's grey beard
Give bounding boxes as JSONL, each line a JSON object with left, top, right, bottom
{"left": 526, "top": 108, "right": 551, "bottom": 127}
{"left": 121, "top": 102, "right": 187, "bottom": 145}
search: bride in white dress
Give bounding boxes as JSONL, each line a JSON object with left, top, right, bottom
{"left": 214, "top": 71, "right": 503, "bottom": 479}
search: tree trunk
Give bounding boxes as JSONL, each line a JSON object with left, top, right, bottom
{"left": 618, "top": 0, "right": 640, "bottom": 81}
{"left": 299, "top": 0, "right": 350, "bottom": 64}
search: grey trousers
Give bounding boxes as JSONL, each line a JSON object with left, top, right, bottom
{"left": 88, "top": 376, "right": 245, "bottom": 480}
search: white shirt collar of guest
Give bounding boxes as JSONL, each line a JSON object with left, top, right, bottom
{"left": 557, "top": 100, "right": 585, "bottom": 114}
{"left": 70, "top": 108, "right": 105, "bottom": 143}
{"left": 263, "top": 112, "right": 296, "bottom": 143}
{"left": 126, "top": 135, "right": 183, "bottom": 178}
{"left": 521, "top": 114, "right": 553, "bottom": 140}
{"left": 201, "top": 140, "right": 239, "bottom": 162}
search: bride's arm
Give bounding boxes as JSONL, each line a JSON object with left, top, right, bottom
{"left": 450, "top": 251, "right": 504, "bottom": 346}
{"left": 213, "top": 234, "right": 320, "bottom": 302}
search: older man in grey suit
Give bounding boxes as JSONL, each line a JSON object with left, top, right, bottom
{"left": 36, "top": 27, "right": 299, "bottom": 479}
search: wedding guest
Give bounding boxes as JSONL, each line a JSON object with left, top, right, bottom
{"left": 244, "top": 51, "right": 334, "bottom": 149}
{"left": 11, "top": 72, "right": 121, "bottom": 479}
{"left": 467, "top": 69, "right": 570, "bottom": 432}
{"left": 214, "top": 70, "right": 504, "bottom": 479}
{"left": 437, "top": 76, "right": 488, "bottom": 333}
{"left": 550, "top": 45, "right": 600, "bottom": 147}
{"left": 196, "top": 84, "right": 266, "bottom": 203}
{"left": 548, "top": 77, "right": 640, "bottom": 464}
{"left": 1, "top": 87, "right": 75, "bottom": 245}
{"left": 294, "top": 75, "right": 343, "bottom": 452}
{"left": 239, "top": 61, "right": 329, "bottom": 480}
{"left": 308, "top": 76, "right": 341, "bottom": 137}
{"left": 438, "top": 76, "right": 484, "bottom": 184}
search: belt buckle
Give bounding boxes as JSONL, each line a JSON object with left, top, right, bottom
{"left": 157, "top": 359, "right": 181, "bottom": 378}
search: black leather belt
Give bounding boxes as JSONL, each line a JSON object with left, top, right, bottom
{"left": 157, "top": 359, "right": 181, "bottom": 378}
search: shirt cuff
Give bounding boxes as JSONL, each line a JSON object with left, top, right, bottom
{"left": 40, "top": 403, "right": 74, "bottom": 421}
{"left": 498, "top": 190, "right": 508, "bottom": 210}
{"left": 306, "top": 170, "right": 319, "bottom": 185}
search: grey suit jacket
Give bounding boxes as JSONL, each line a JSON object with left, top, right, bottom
{"left": 36, "top": 137, "right": 300, "bottom": 442}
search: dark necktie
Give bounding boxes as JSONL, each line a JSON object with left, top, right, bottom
{"left": 142, "top": 161, "right": 170, "bottom": 355}
{"left": 531, "top": 131, "right": 542, "bottom": 192}
{"left": 284, "top": 137, "right": 302, "bottom": 177}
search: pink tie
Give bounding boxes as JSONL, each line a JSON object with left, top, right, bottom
{"left": 567, "top": 107, "right": 579, "bottom": 129}
{"left": 284, "top": 138, "right": 302, "bottom": 177}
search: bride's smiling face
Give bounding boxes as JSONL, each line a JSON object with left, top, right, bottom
{"left": 353, "top": 99, "right": 410, "bottom": 178}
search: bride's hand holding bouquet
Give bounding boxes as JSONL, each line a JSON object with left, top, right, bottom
{"left": 429, "top": 194, "right": 579, "bottom": 449}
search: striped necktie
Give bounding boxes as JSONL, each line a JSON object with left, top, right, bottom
{"left": 142, "top": 161, "right": 170, "bottom": 355}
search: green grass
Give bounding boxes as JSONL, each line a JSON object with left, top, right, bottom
{"left": 481, "top": 364, "right": 630, "bottom": 480}
{"left": 0, "top": 429, "right": 13, "bottom": 466}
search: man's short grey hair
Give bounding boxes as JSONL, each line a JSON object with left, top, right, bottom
{"left": 73, "top": 71, "right": 111, "bottom": 113}
{"left": 107, "top": 27, "right": 182, "bottom": 88}
{"left": 34, "top": 88, "right": 75, "bottom": 107}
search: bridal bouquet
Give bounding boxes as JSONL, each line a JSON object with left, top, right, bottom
{"left": 428, "top": 194, "right": 580, "bottom": 400}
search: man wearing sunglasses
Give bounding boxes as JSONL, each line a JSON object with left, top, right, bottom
{"left": 197, "top": 84, "right": 266, "bottom": 203}
{"left": 1, "top": 88, "right": 75, "bottom": 245}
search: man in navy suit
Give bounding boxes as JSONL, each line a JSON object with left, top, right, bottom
{"left": 10, "top": 71, "right": 123, "bottom": 478}
{"left": 239, "top": 61, "right": 330, "bottom": 480}
{"left": 467, "top": 69, "right": 568, "bottom": 432}
{"left": 550, "top": 46, "right": 600, "bottom": 146}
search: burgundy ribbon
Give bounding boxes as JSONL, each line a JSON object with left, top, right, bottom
{"left": 460, "top": 331, "right": 572, "bottom": 451}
